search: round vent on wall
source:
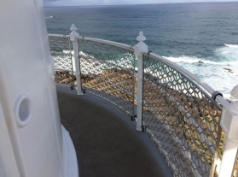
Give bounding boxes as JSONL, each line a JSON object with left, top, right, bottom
{"left": 15, "top": 94, "right": 32, "bottom": 128}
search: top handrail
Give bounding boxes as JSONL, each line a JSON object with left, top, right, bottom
{"left": 144, "top": 52, "right": 230, "bottom": 108}
{"left": 48, "top": 33, "right": 229, "bottom": 108}
{"left": 78, "top": 36, "right": 134, "bottom": 52}
{"left": 49, "top": 28, "right": 238, "bottom": 176}
{"left": 48, "top": 34, "right": 134, "bottom": 52}
{"left": 48, "top": 34, "right": 70, "bottom": 38}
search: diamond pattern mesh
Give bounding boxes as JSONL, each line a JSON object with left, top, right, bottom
{"left": 47, "top": 35, "right": 235, "bottom": 176}
{"left": 49, "top": 36, "right": 73, "bottom": 72}
{"left": 233, "top": 151, "right": 238, "bottom": 177}
{"left": 78, "top": 39, "right": 135, "bottom": 117}
{"left": 142, "top": 54, "right": 223, "bottom": 177}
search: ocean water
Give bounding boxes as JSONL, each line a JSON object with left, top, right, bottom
{"left": 44, "top": 2, "right": 238, "bottom": 98}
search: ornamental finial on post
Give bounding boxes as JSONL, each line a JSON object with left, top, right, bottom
{"left": 134, "top": 31, "right": 148, "bottom": 56}
{"left": 136, "top": 31, "right": 146, "bottom": 42}
{"left": 70, "top": 24, "right": 79, "bottom": 41}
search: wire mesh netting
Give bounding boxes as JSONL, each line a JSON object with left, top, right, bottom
{"left": 47, "top": 35, "right": 237, "bottom": 176}
{"left": 78, "top": 39, "right": 135, "bottom": 117}
{"left": 142, "top": 54, "right": 223, "bottom": 177}
{"left": 233, "top": 151, "right": 238, "bottom": 177}
{"left": 49, "top": 36, "right": 73, "bottom": 71}
{"left": 49, "top": 36, "right": 75, "bottom": 85}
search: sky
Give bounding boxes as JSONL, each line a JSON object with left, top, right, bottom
{"left": 43, "top": 0, "right": 238, "bottom": 6}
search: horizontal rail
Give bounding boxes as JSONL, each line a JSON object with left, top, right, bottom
{"left": 48, "top": 34, "right": 135, "bottom": 53}
{"left": 48, "top": 34, "right": 70, "bottom": 38}
{"left": 49, "top": 31, "right": 236, "bottom": 176}
{"left": 48, "top": 34, "right": 229, "bottom": 108}
{"left": 144, "top": 52, "right": 229, "bottom": 108}
{"left": 78, "top": 36, "right": 134, "bottom": 52}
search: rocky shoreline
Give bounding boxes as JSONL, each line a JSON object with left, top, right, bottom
{"left": 55, "top": 71, "right": 76, "bottom": 85}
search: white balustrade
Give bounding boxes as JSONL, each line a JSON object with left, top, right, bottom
{"left": 51, "top": 25, "right": 238, "bottom": 176}
{"left": 134, "top": 31, "right": 148, "bottom": 131}
{"left": 69, "top": 24, "right": 83, "bottom": 95}
{"left": 219, "top": 85, "right": 238, "bottom": 177}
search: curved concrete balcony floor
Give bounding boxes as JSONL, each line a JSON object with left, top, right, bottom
{"left": 56, "top": 84, "right": 173, "bottom": 177}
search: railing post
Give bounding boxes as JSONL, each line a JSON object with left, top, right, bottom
{"left": 69, "top": 24, "right": 83, "bottom": 95}
{"left": 134, "top": 31, "right": 148, "bottom": 131}
{"left": 219, "top": 85, "right": 238, "bottom": 177}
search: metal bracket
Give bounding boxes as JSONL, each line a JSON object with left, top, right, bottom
{"left": 212, "top": 91, "right": 223, "bottom": 101}
{"left": 131, "top": 115, "right": 137, "bottom": 121}
{"left": 70, "top": 85, "right": 75, "bottom": 90}
{"left": 142, "top": 126, "right": 146, "bottom": 132}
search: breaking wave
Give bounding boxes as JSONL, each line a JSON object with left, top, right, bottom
{"left": 163, "top": 45, "right": 238, "bottom": 98}
{"left": 54, "top": 45, "right": 238, "bottom": 98}
{"left": 45, "top": 16, "right": 54, "bottom": 19}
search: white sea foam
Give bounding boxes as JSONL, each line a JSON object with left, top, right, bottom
{"left": 163, "top": 56, "right": 220, "bottom": 65}
{"left": 45, "top": 16, "right": 53, "bottom": 19}
{"left": 224, "top": 44, "right": 238, "bottom": 49}
{"left": 215, "top": 45, "right": 238, "bottom": 63}
{"left": 63, "top": 50, "right": 72, "bottom": 54}
{"left": 56, "top": 46, "right": 238, "bottom": 98}
{"left": 163, "top": 46, "right": 238, "bottom": 98}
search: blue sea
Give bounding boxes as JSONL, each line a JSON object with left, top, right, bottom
{"left": 44, "top": 2, "right": 238, "bottom": 98}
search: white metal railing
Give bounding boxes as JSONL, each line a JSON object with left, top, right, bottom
{"left": 142, "top": 52, "right": 223, "bottom": 176}
{"left": 49, "top": 24, "right": 238, "bottom": 177}
{"left": 78, "top": 36, "right": 134, "bottom": 51}
{"left": 147, "top": 53, "right": 229, "bottom": 109}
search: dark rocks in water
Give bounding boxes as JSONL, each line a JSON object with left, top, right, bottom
{"left": 224, "top": 68, "right": 233, "bottom": 73}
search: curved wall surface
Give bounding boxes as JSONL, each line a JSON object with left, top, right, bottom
{"left": 0, "top": 1, "right": 73, "bottom": 177}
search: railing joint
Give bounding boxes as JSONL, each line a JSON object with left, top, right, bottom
{"left": 69, "top": 85, "right": 75, "bottom": 90}
{"left": 130, "top": 115, "right": 136, "bottom": 121}
{"left": 212, "top": 91, "right": 223, "bottom": 101}
{"left": 82, "top": 88, "right": 86, "bottom": 93}
{"left": 147, "top": 51, "right": 152, "bottom": 55}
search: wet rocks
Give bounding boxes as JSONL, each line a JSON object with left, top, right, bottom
{"left": 224, "top": 68, "right": 233, "bottom": 73}
{"left": 55, "top": 71, "right": 76, "bottom": 85}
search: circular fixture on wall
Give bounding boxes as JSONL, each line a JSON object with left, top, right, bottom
{"left": 15, "top": 94, "right": 32, "bottom": 127}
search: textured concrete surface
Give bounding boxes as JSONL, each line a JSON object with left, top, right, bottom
{"left": 56, "top": 84, "right": 173, "bottom": 177}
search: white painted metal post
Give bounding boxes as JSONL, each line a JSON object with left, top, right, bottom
{"left": 219, "top": 85, "right": 238, "bottom": 177}
{"left": 134, "top": 32, "right": 148, "bottom": 131}
{"left": 69, "top": 24, "right": 83, "bottom": 95}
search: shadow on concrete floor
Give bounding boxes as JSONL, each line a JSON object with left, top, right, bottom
{"left": 56, "top": 84, "right": 172, "bottom": 177}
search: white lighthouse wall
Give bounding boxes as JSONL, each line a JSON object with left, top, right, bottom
{"left": 0, "top": 0, "right": 64, "bottom": 177}
{"left": 0, "top": 103, "right": 20, "bottom": 177}
{"left": 34, "top": 0, "right": 64, "bottom": 158}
